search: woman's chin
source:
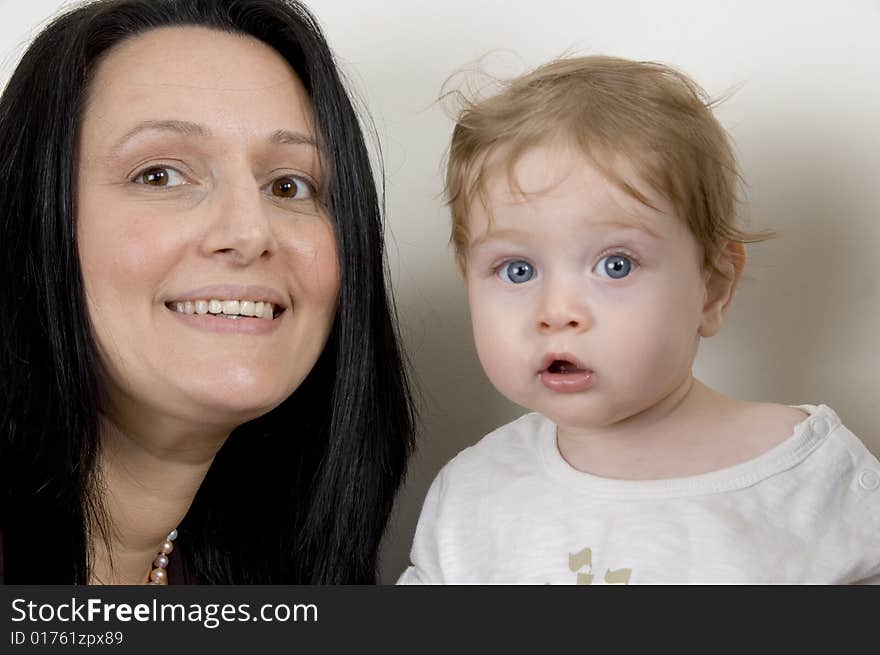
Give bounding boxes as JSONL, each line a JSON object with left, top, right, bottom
{"left": 199, "top": 390, "right": 289, "bottom": 424}
{"left": 102, "top": 363, "right": 306, "bottom": 434}
{"left": 179, "top": 363, "right": 303, "bottom": 410}
{"left": 159, "top": 379, "right": 293, "bottom": 429}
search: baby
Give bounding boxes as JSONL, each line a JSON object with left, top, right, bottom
{"left": 399, "top": 56, "right": 880, "bottom": 584}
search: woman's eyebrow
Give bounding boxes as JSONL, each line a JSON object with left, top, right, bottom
{"left": 109, "top": 119, "right": 210, "bottom": 157}
{"left": 269, "top": 128, "right": 317, "bottom": 147}
{"left": 109, "top": 120, "right": 317, "bottom": 157}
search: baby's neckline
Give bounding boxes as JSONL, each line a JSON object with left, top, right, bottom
{"left": 540, "top": 404, "right": 837, "bottom": 499}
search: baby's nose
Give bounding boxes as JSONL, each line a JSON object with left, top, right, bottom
{"left": 536, "top": 290, "right": 592, "bottom": 333}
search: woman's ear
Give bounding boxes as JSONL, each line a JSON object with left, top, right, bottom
{"left": 699, "top": 240, "right": 746, "bottom": 338}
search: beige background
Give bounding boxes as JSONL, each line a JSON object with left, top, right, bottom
{"left": 3, "top": 0, "right": 879, "bottom": 583}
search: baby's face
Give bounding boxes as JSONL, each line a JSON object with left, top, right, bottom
{"left": 463, "top": 143, "right": 709, "bottom": 431}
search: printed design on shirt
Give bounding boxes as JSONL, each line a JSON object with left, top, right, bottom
{"left": 569, "top": 547, "right": 632, "bottom": 585}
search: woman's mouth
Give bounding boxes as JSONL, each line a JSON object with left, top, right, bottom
{"left": 164, "top": 298, "right": 284, "bottom": 320}
{"left": 163, "top": 297, "right": 287, "bottom": 335}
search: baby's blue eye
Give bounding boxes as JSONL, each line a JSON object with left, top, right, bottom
{"left": 500, "top": 260, "right": 535, "bottom": 284}
{"left": 596, "top": 254, "right": 633, "bottom": 279}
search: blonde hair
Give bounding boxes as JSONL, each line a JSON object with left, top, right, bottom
{"left": 445, "top": 55, "right": 770, "bottom": 274}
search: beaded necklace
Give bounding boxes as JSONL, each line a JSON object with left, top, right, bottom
{"left": 146, "top": 528, "right": 178, "bottom": 585}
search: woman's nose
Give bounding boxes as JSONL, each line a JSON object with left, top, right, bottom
{"left": 200, "top": 179, "right": 278, "bottom": 265}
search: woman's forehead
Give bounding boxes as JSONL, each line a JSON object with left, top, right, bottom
{"left": 80, "top": 26, "right": 316, "bottom": 149}
{"left": 92, "top": 26, "right": 298, "bottom": 91}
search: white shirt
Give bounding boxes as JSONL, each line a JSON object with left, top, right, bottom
{"left": 398, "top": 405, "right": 880, "bottom": 584}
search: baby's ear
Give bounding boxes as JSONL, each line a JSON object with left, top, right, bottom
{"left": 454, "top": 252, "right": 467, "bottom": 282}
{"left": 698, "top": 240, "right": 746, "bottom": 338}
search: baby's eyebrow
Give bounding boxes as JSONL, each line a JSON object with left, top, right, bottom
{"left": 469, "top": 220, "right": 662, "bottom": 252}
{"left": 468, "top": 228, "right": 528, "bottom": 252}
{"left": 590, "top": 218, "right": 664, "bottom": 240}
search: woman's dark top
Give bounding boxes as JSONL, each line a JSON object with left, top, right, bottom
{"left": 0, "top": 526, "right": 196, "bottom": 584}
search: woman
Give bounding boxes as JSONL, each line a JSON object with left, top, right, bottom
{"left": 0, "top": 0, "right": 415, "bottom": 584}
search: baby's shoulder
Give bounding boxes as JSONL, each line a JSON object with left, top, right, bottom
{"left": 726, "top": 401, "right": 809, "bottom": 455}
{"left": 743, "top": 402, "right": 809, "bottom": 439}
{"left": 439, "top": 412, "right": 550, "bottom": 480}
{"left": 737, "top": 401, "right": 879, "bottom": 489}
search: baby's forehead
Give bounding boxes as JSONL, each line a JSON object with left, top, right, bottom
{"left": 467, "top": 143, "right": 677, "bottom": 234}
{"left": 479, "top": 140, "right": 672, "bottom": 206}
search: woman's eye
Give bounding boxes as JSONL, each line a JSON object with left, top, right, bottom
{"left": 269, "top": 175, "right": 313, "bottom": 200}
{"left": 134, "top": 166, "right": 186, "bottom": 187}
{"left": 595, "top": 254, "right": 634, "bottom": 279}
{"left": 500, "top": 260, "right": 535, "bottom": 284}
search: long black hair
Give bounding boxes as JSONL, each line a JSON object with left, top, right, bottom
{"left": 0, "top": 0, "right": 415, "bottom": 584}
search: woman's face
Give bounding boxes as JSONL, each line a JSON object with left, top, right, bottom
{"left": 76, "top": 27, "right": 340, "bottom": 432}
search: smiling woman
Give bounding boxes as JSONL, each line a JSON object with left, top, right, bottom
{"left": 0, "top": 0, "right": 415, "bottom": 584}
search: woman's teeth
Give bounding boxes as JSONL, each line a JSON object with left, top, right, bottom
{"left": 171, "top": 299, "right": 276, "bottom": 320}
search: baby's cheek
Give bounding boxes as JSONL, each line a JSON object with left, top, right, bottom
{"left": 470, "top": 305, "right": 523, "bottom": 396}
{"left": 472, "top": 312, "right": 507, "bottom": 372}
{"left": 617, "top": 309, "right": 696, "bottom": 385}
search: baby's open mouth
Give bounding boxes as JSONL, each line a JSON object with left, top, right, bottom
{"left": 539, "top": 354, "right": 594, "bottom": 392}
{"left": 546, "top": 359, "right": 587, "bottom": 374}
